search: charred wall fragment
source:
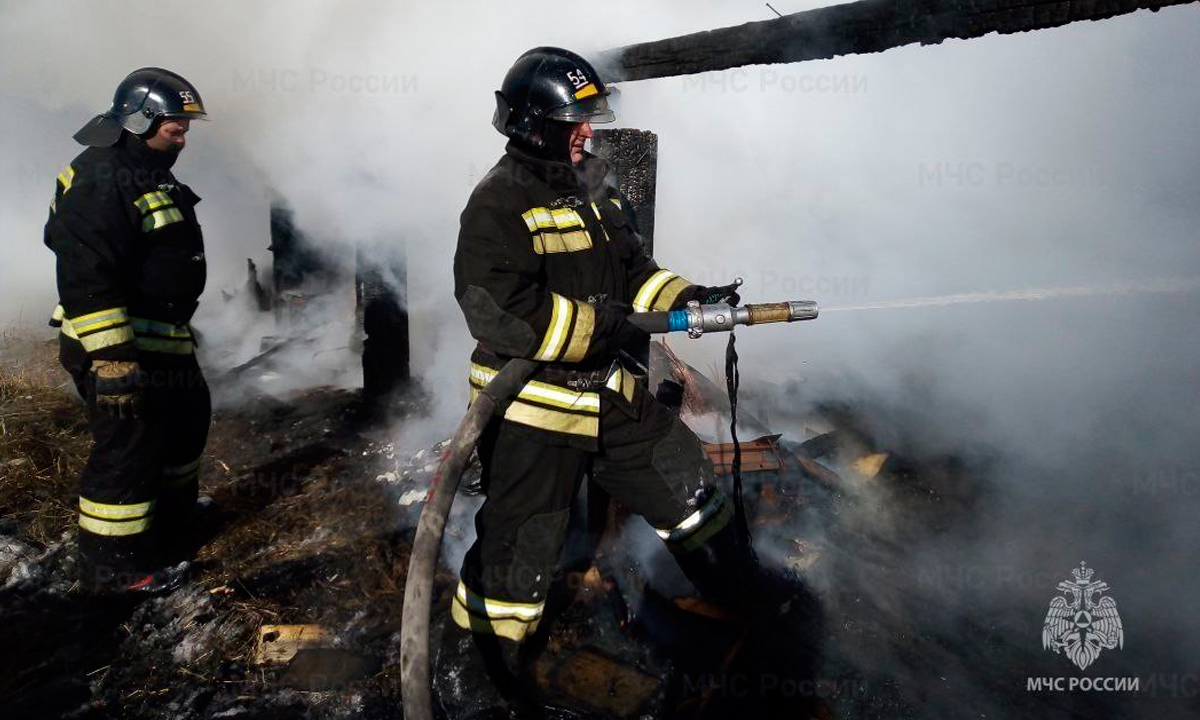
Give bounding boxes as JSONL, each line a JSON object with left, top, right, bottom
{"left": 592, "top": 128, "right": 659, "bottom": 255}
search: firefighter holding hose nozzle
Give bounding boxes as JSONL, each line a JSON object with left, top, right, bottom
{"left": 442, "top": 47, "right": 766, "bottom": 716}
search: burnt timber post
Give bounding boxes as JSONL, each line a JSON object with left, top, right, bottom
{"left": 268, "top": 202, "right": 333, "bottom": 328}
{"left": 357, "top": 243, "right": 411, "bottom": 405}
{"left": 591, "top": 128, "right": 659, "bottom": 255}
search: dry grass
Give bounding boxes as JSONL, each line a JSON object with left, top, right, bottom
{"left": 0, "top": 331, "right": 88, "bottom": 547}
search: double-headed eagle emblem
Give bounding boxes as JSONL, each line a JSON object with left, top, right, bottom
{"left": 1042, "top": 561, "right": 1124, "bottom": 670}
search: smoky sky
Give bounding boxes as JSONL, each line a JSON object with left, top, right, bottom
{"left": 2, "top": 1, "right": 1199, "bottom": 715}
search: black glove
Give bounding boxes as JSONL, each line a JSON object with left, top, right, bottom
{"left": 692, "top": 282, "right": 742, "bottom": 307}
{"left": 91, "top": 360, "right": 144, "bottom": 420}
{"left": 595, "top": 301, "right": 650, "bottom": 351}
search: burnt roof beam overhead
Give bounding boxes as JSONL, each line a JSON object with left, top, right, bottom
{"left": 597, "top": 0, "right": 1198, "bottom": 81}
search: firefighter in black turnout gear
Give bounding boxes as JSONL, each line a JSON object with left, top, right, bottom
{"left": 443, "top": 47, "right": 750, "bottom": 715}
{"left": 44, "top": 68, "right": 211, "bottom": 596}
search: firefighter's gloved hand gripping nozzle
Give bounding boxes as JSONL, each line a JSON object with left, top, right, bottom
{"left": 400, "top": 282, "right": 819, "bottom": 720}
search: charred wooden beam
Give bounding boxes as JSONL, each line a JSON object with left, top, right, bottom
{"left": 598, "top": 0, "right": 1196, "bottom": 81}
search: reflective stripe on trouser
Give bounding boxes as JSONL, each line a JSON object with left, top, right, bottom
{"left": 450, "top": 580, "right": 545, "bottom": 642}
{"left": 59, "top": 335, "right": 211, "bottom": 576}
{"left": 456, "top": 380, "right": 716, "bottom": 639}
{"left": 78, "top": 497, "right": 154, "bottom": 537}
{"left": 654, "top": 489, "right": 734, "bottom": 553}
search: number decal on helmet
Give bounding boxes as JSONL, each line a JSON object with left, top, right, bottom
{"left": 566, "top": 69, "right": 588, "bottom": 89}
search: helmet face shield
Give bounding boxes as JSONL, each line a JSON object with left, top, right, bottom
{"left": 547, "top": 86, "right": 618, "bottom": 124}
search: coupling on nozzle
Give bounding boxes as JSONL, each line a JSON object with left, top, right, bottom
{"left": 671, "top": 299, "right": 819, "bottom": 338}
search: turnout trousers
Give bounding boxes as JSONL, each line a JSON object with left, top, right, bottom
{"left": 60, "top": 335, "right": 211, "bottom": 585}
{"left": 452, "top": 381, "right": 732, "bottom": 642}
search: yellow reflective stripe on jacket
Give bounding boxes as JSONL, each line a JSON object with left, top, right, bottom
{"left": 521, "top": 207, "right": 584, "bottom": 232}
{"left": 142, "top": 207, "right": 184, "bottom": 232}
{"left": 134, "top": 337, "right": 195, "bottom": 354}
{"left": 131, "top": 318, "right": 192, "bottom": 338}
{"left": 633, "top": 270, "right": 677, "bottom": 312}
{"left": 70, "top": 307, "right": 129, "bottom": 333}
{"left": 131, "top": 317, "right": 195, "bottom": 354}
{"left": 134, "top": 190, "right": 174, "bottom": 214}
{"left": 450, "top": 580, "right": 544, "bottom": 642}
{"left": 655, "top": 491, "right": 734, "bottom": 552}
{"left": 531, "top": 294, "right": 593, "bottom": 362}
{"left": 560, "top": 300, "right": 594, "bottom": 362}
{"left": 61, "top": 307, "right": 135, "bottom": 352}
{"left": 78, "top": 497, "right": 154, "bottom": 537}
{"left": 604, "top": 365, "right": 636, "bottom": 404}
{"left": 532, "top": 229, "right": 592, "bottom": 254}
{"left": 533, "top": 293, "right": 574, "bottom": 361}
{"left": 57, "top": 165, "right": 76, "bottom": 192}
{"left": 60, "top": 311, "right": 195, "bottom": 355}
{"left": 469, "top": 363, "right": 599, "bottom": 412}
{"left": 633, "top": 270, "right": 692, "bottom": 312}
{"left": 655, "top": 276, "right": 692, "bottom": 312}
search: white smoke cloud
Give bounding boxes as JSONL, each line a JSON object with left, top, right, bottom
{"left": 3, "top": 2, "right": 1199, "bottom": 715}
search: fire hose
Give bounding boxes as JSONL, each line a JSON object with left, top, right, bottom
{"left": 400, "top": 297, "right": 818, "bottom": 720}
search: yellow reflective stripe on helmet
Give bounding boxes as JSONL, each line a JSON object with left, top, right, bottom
{"left": 533, "top": 293, "right": 575, "bottom": 361}
{"left": 655, "top": 276, "right": 693, "bottom": 312}
{"left": 142, "top": 207, "right": 184, "bottom": 232}
{"left": 80, "top": 497, "right": 154, "bottom": 521}
{"left": 633, "top": 270, "right": 677, "bottom": 312}
{"left": 134, "top": 190, "right": 174, "bottom": 214}
{"left": 469, "top": 363, "right": 599, "bottom": 412}
{"left": 79, "top": 514, "right": 152, "bottom": 537}
{"left": 451, "top": 580, "right": 544, "bottom": 641}
{"left": 560, "top": 301, "right": 594, "bottom": 363}
{"left": 610, "top": 198, "right": 622, "bottom": 210}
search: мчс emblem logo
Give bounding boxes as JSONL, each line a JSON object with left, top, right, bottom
{"left": 1042, "top": 562, "right": 1124, "bottom": 670}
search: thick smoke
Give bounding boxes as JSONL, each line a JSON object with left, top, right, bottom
{"left": 2, "top": 1, "right": 1199, "bottom": 716}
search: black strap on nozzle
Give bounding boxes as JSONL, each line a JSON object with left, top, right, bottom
{"left": 724, "top": 329, "right": 755, "bottom": 555}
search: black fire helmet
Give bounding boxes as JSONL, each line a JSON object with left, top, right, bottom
{"left": 493, "top": 47, "right": 617, "bottom": 151}
{"left": 74, "top": 67, "right": 208, "bottom": 147}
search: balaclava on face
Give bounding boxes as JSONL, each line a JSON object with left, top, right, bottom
{"left": 528, "top": 119, "right": 576, "bottom": 163}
